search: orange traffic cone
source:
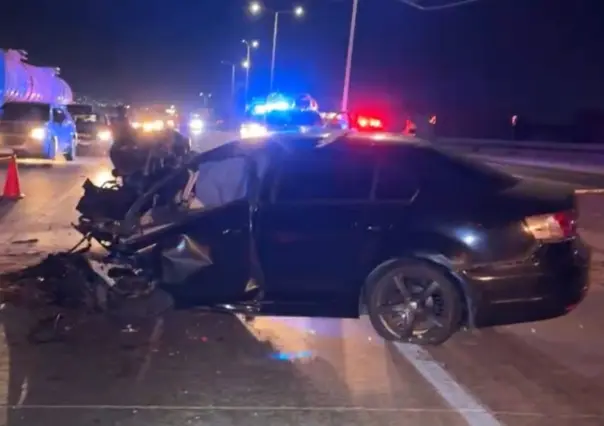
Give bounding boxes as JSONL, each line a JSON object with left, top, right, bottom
{"left": 2, "top": 155, "right": 24, "bottom": 200}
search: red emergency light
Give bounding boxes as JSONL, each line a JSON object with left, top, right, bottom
{"left": 354, "top": 115, "right": 384, "bottom": 131}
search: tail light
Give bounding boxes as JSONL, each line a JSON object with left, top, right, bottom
{"left": 524, "top": 211, "right": 577, "bottom": 242}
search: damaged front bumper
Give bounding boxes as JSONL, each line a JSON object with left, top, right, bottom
{"left": 0, "top": 248, "right": 175, "bottom": 343}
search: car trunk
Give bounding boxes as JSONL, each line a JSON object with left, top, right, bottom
{"left": 465, "top": 179, "right": 577, "bottom": 263}
{"left": 489, "top": 178, "right": 575, "bottom": 223}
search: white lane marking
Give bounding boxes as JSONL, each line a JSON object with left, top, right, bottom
{"left": 575, "top": 188, "right": 604, "bottom": 194}
{"left": 0, "top": 323, "right": 8, "bottom": 425}
{"left": 1, "top": 404, "right": 602, "bottom": 419}
{"left": 135, "top": 317, "right": 164, "bottom": 383}
{"left": 395, "top": 343, "right": 502, "bottom": 426}
{"left": 510, "top": 174, "right": 575, "bottom": 187}
{"left": 16, "top": 377, "right": 28, "bottom": 406}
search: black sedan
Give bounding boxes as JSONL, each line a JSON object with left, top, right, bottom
{"left": 64, "top": 132, "right": 590, "bottom": 346}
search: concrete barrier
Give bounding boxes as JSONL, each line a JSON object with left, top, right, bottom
{"left": 437, "top": 138, "right": 604, "bottom": 168}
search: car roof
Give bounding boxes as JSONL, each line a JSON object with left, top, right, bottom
{"left": 195, "top": 132, "right": 430, "bottom": 165}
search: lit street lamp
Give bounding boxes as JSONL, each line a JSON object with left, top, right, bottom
{"left": 248, "top": 2, "right": 305, "bottom": 92}
{"left": 249, "top": 1, "right": 262, "bottom": 15}
{"left": 241, "top": 39, "right": 259, "bottom": 101}
{"left": 341, "top": 0, "right": 358, "bottom": 112}
{"left": 199, "top": 92, "right": 212, "bottom": 107}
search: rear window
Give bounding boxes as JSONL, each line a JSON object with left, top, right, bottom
{"left": 73, "top": 113, "right": 103, "bottom": 124}
{"left": 375, "top": 159, "right": 419, "bottom": 201}
{"left": 375, "top": 145, "right": 517, "bottom": 196}
{"left": 426, "top": 147, "right": 518, "bottom": 190}
{"left": 67, "top": 104, "right": 94, "bottom": 116}
{"left": 0, "top": 103, "right": 50, "bottom": 122}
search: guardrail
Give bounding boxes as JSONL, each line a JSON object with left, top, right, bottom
{"left": 435, "top": 137, "right": 604, "bottom": 172}
{"left": 437, "top": 138, "right": 604, "bottom": 154}
{"left": 193, "top": 130, "right": 604, "bottom": 171}
{"left": 198, "top": 132, "right": 604, "bottom": 154}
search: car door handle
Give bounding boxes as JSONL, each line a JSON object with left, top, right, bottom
{"left": 365, "top": 225, "right": 382, "bottom": 232}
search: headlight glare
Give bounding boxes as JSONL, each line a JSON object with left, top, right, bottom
{"left": 29, "top": 127, "right": 46, "bottom": 141}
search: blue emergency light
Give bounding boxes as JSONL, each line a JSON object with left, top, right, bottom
{"left": 251, "top": 100, "right": 292, "bottom": 115}
{"left": 248, "top": 92, "right": 318, "bottom": 116}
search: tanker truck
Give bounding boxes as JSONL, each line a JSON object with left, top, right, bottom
{"left": 0, "top": 49, "right": 77, "bottom": 160}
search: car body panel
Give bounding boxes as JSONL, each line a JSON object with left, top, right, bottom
{"left": 464, "top": 238, "right": 590, "bottom": 327}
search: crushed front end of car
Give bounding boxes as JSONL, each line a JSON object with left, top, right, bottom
{"left": 0, "top": 140, "right": 266, "bottom": 342}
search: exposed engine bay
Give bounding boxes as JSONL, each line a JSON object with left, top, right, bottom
{"left": 0, "top": 139, "right": 266, "bottom": 341}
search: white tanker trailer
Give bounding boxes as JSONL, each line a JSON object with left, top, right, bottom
{"left": 0, "top": 49, "right": 73, "bottom": 105}
{"left": 0, "top": 49, "right": 76, "bottom": 160}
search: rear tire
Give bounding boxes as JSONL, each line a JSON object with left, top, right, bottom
{"left": 64, "top": 137, "right": 77, "bottom": 161}
{"left": 366, "top": 258, "right": 463, "bottom": 346}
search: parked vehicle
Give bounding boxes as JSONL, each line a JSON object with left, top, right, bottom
{"left": 67, "top": 104, "right": 113, "bottom": 154}
{"left": 0, "top": 102, "right": 77, "bottom": 160}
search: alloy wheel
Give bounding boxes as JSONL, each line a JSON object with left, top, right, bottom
{"left": 376, "top": 273, "right": 447, "bottom": 340}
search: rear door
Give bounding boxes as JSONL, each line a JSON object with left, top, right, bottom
{"left": 256, "top": 146, "right": 377, "bottom": 316}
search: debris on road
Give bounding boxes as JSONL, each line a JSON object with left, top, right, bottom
{"left": 10, "top": 238, "right": 38, "bottom": 245}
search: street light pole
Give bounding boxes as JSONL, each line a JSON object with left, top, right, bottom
{"left": 230, "top": 64, "right": 236, "bottom": 100}
{"left": 241, "top": 39, "right": 259, "bottom": 102}
{"left": 245, "top": 45, "right": 251, "bottom": 101}
{"left": 341, "top": 0, "right": 359, "bottom": 112}
{"left": 269, "top": 11, "right": 280, "bottom": 92}
{"left": 220, "top": 61, "right": 236, "bottom": 101}
{"left": 248, "top": 3, "right": 304, "bottom": 92}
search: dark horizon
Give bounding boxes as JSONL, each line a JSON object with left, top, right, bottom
{"left": 2, "top": 0, "right": 604, "bottom": 125}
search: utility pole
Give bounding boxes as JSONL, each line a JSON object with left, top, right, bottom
{"left": 341, "top": 0, "right": 359, "bottom": 112}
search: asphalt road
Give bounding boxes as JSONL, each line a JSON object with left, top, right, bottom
{"left": 0, "top": 154, "right": 602, "bottom": 426}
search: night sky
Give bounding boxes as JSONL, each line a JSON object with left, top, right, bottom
{"left": 2, "top": 0, "right": 604, "bottom": 123}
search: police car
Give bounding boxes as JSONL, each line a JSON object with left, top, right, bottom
{"left": 322, "top": 111, "right": 386, "bottom": 132}
{"left": 240, "top": 93, "right": 325, "bottom": 139}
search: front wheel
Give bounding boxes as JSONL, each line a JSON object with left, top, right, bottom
{"left": 366, "top": 258, "right": 463, "bottom": 346}
{"left": 44, "top": 136, "right": 59, "bottom": 160}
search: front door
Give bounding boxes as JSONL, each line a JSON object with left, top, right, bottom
{"left": 51, "top": 107, "right": 70, "bottom": 151}
{"left": 256, "top": 146, "right": 377, "bottom": 317}
{"left": 122, "top": 154, "right": 259, "bottom": 308}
